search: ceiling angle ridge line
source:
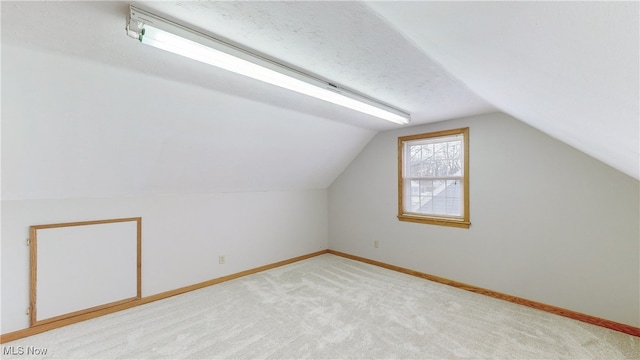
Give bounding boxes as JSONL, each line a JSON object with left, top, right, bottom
{"left": 125, "top": 5, "right": 410, "bottom": 125}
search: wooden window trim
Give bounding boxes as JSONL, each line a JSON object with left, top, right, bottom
{"left": 398, "top": 128, "right": 470, "bottom": 228}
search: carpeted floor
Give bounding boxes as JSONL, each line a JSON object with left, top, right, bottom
{"left": 3, "top": 254, "right": 638, "bottom": 359}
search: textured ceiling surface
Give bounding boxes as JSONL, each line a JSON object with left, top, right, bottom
{"left": 136, "top": 1, "right": 496, "bottom": 124}
{"left": 368, "top": 1, "right": 639, "bottom": 179}
{"left": 1, "top": 1, "right": 495, "bottom": 129}
{"left": 1, "top": 1, "right": 638, "bottom": 200}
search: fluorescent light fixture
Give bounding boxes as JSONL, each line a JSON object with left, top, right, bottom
{"left": 126, "top": 6, "right": 410, "bottom": 125}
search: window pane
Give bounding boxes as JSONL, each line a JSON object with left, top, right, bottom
{"left": 408, "top": 139, "right": 463, "bottom": 178}
{"left": 407, "top": 179, "right": 461, "bottom": 216}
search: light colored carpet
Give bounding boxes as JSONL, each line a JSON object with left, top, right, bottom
{"left": 3, "top": 254, "right": 638, "bottom": 359}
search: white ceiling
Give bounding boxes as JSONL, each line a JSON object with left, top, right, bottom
{"left": 368, "top": 1, "right": 639, "bottom": 180}
{"left": 1, "top": 1, "right": 638, "bottom": 200}
{"left": 1, "top": 1, "right": 495, "bottom": 128}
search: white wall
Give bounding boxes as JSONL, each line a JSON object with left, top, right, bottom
{"left": 1, "top": 190, "right": 327, "bottom": 333}
{"left": 1, "top": 42, "right": 347, "bottom": 334}
{"left": 328, "top": 112, "right": 640, "bottom": 327}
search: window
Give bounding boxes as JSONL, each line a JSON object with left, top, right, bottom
{"left": 398, "top": 128, "right": 470, "bottom": 228}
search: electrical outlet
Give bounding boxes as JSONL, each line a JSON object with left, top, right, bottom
{"left": 374, "top": 240, "right": 379, "bottom": 248}
{"left": 219, "top": 256, "right": 225, "bottom": 264}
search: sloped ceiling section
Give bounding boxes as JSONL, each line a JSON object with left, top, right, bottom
{"left": 1, "top": 1, "right": 494, "bottom": 200}
{"left": 367, "top": 1, "right": 640, "bottom": 180}
{"left": 3, "top": 44, "right": 377, "bottom": 200}
{"left": 134, "top": 0, "right": 495, "bottom": 125}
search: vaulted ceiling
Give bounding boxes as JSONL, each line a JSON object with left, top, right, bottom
{"left": 368, "top": 1, "right": 639, "bottom": 180}
{"left": 2, "top": 1, "right": 637, "bottom": 200}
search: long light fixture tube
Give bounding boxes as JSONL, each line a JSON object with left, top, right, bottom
{"left": 126, "top": 6, "right": 410, "bottom": 124}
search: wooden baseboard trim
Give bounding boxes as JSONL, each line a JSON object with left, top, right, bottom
{"left": 6, "top": 248, "right": 635, "bottom": 341}
{"left": 0, "top": 249, "right": 329, "bottom": 344}
{"left": 139, "top": 250, "right": 329, "bottom": 305}
{"left": 0, "top": 299, "right": 145, "bottom": 344}
{"left": 327, "top": 250, "right": 640, "bottom": 337}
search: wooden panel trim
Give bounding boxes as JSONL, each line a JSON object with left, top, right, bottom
{"left": 1, "top": 249, "right": 329, "bottom": 344}
{"left": 30, "top": 217, "right": 142, "bottom": 230}
{"left": 29, "top": 217, "right": 142, "bottom": 327}
{"left": 327, "top": 250, "right": 640, "bottom": 337}
{"left": 136, "top": 220, "right": 142, "bottom": 299}
{"left": 29, "top": 226, "right": 38, "bottom": 326}
{"left": 29, "top": 297, "right": 139, "bottom": 327}
{"left": 1, "top": 298, "right": 145, "bottom": 344}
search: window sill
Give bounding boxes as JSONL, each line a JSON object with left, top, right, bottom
{"left": 397, "top": 214, "right": 471, "bottom": 229}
